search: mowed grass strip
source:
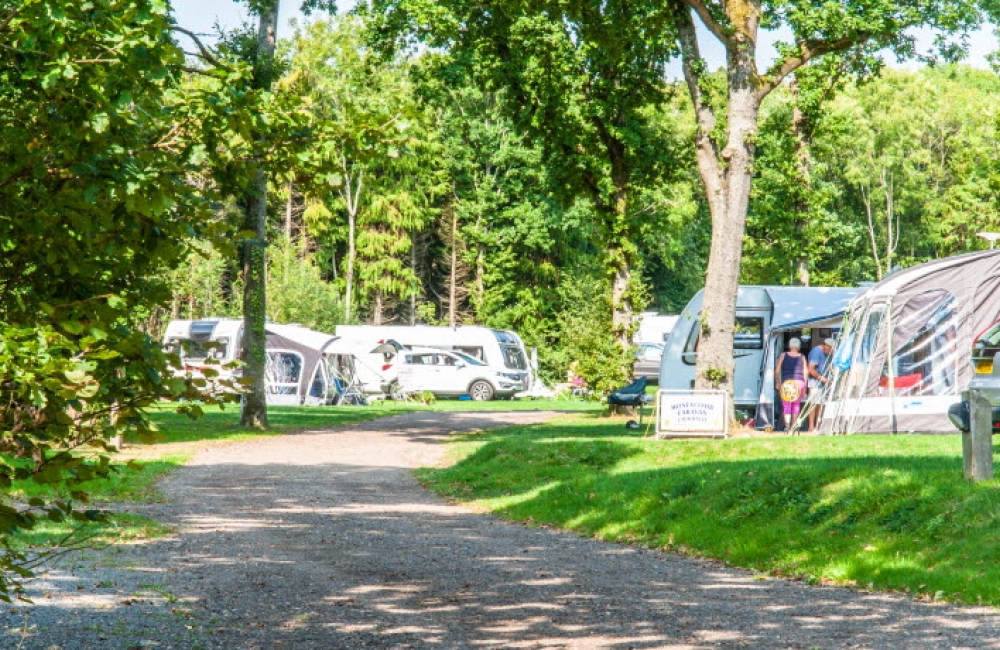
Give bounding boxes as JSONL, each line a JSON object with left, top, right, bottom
{"left": 417, "top": 414, "right": 1000, "bottom": 606}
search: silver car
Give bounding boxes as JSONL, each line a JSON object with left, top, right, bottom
{"left": 948, "top": 320, "right": 1000, "bottom": 432}
{"left": 395, "top": 347, "right": 524, "bottom": 401}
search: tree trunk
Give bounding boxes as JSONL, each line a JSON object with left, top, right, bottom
{"left": 678, "top": 3, "right": 760, "bottom": 395}
{"left": 597, "top": 124, "right": 635, "bottom": 352}
{"left": 448, "top": 206, "right": 458, "bottom": 328}
{"left": 475, "top": 246, "right": 484, "bottom": 315}
{"left": 341, "top": 162, "right": 362, "bottom": 322}
{"left": 410, "top": 231, "right": 417, "bottom": 326}
{"left": 345, "top": 208, "right": 355, "bottom": 320}
{"left": 239, "top": 1, "right": 279, "bottom": 429}
{"left": 791, "top": 82, "right": 811, "bottom": 287}
{"left": 373, "top": 289, "right": 384, "bottom": 325}
{"left": 609, "top": 244, "right": 632, "bottom": 349}
{"left": 240, "top": 169, "right": 270, "bottom": 428}
{"left": 285, "top": 180, "right": 293, "bottom": 240}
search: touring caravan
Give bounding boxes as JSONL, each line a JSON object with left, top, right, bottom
{"left": 335, "top": 325, "right": 531, "bottom": 391}
{"left": 820, "top": 249, "right": 1000, "bottom": 434}
{"left": 163, "top": 319, "right": 359, "bottom": 406}
{"left": 634, "top": 312, "right": 679, "bottom": 344}
{"left": 659, "top": 286, "right": 863, "bottom": 427}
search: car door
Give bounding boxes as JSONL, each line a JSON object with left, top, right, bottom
{"left": 436, "top": 351, "right": 468, "bottom": 394}
{"left": 406, "top": 352, "right": 441, "bottom": 392}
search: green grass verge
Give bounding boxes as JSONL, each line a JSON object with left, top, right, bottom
{"left": 417, "top": 413, "right": 1000, "bottom": 606}
{"left": 8, "top": 513, "right": 173, "bottom": 549}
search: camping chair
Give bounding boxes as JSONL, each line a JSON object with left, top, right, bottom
{"left": 332, "top": 370, "right": 367, "bottom": 406}
{"left": 608, "top": 376, "right": 650, "bottom": 427}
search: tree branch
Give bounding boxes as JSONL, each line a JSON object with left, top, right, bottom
{"left": 0, "top": 4, "right": 26, "bottom": 37}
{"left": 674, "top": 2, "right": 723, "bottom": 187}
{"left": 170, "top": 25, "right": 231, "bottom": 70}
{"left": 758, "top": 34, "right": 869, "bottom": 101}
{"left": 679, "top": 0, "right": 732, "bottom": 48}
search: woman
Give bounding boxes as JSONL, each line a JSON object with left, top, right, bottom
{"left": 775, "top": 337, "right": 808, "bottom": 433}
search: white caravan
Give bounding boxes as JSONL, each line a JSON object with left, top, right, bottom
{"left": 335, "top": 325, "right": 531, "bottom": 392}
{"left": 659, "top": 286, "right": 863, "bottom": 428}
{"left": 634, "top": 312, "right": 679, "bottom": 344}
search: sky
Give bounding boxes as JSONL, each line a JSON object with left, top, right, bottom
{"left": 169, "top": 0, "right": 996, "bottom": 72}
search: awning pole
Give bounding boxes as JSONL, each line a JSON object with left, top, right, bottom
{"left": 887, "top": 295, "right": 897, "bottom": 435}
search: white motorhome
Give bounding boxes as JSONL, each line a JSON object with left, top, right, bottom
{"left": 634, "top": 312, "right": 679, "bottom": 344}
{"left": 659, "top": 286, "right": 863, "bottom": 428}
{"left": 335, "top": 325, "right": 531, "bottom": 391}
{"left": 163, "top": 319, "right": 359, "bottom": 406}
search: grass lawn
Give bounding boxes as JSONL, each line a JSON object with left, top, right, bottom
{"left": 417, "top": 412, "right": 1000, "bottom": 606}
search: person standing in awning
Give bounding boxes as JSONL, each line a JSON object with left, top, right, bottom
{"left": 806, "top": 338, "right": 834, "bottom": 431}
{"left": 775, "top": 338, "right": 808, "bottom": 433}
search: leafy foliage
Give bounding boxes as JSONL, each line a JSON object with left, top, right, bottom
{"left": 0, "top": 0, "right": 240, "bottom": 600}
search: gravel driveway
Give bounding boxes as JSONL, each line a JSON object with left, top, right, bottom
{"left": 5, "top": 410, "right": 1000, "bottom": 649}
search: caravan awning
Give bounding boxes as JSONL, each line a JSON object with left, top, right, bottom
{"left": 767, "top": 287, "right": 865, "bottom": 332}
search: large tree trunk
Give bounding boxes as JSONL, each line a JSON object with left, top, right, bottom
{"left": 791, "top": 83, "right": 811, "bottom": 287}
{"left": 240, "top": 167, "right": 269, "bottom": 428}
{"left": 239, "top": 1, "right": 279, "bottom": 429}
{"left": 609, "top": 244, "right": 632, "bottom": 349}
{"left": 678, "top": 3, "right": 760, "bottom": 395}
{"left": 598, "top": 126, "right": 636, "bottom": 352}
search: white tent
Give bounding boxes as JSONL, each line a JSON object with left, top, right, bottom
{"left": 820, "top": 249, "right": 1000, "bottom": 434}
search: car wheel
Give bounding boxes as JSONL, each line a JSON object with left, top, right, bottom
{"left": 469, "top": 380, "right": 494, "bottom": 401}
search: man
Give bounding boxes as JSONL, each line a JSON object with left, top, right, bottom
{"left": 806, "top": 338, "right": 835, "bottom": 431}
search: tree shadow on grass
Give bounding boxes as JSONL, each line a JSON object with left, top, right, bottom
{"left": 434, "top": 434, "right": 1000, "bottom": 606}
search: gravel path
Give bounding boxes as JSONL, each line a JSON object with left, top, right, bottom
{"left": 5, "top": 410, "right": 1000, "bottom": 649}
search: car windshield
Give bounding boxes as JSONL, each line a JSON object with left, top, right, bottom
{"left": 975, "top": 321, "right": 1000, "bottom": 349}
{"left": 453, "top": 351, "right": 486, "bottom": 366}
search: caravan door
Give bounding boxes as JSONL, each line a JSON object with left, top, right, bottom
{"left": 732, "top": 313, "right": 768, "bottom": 408}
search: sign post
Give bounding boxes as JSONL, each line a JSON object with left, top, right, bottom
{"left": 655, "top": 390, "right": 730, "bottom": 439}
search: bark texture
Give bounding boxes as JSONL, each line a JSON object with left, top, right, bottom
{"left": 239, "top": 1, "right": 279, "bottom": 428}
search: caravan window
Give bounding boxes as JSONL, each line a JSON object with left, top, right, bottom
{"left": 682, "top": 315, "right": 763, "bottom": 365}
{"left": 455, "top": 346, "right": 485, "bottom": 361}
{"left": 266, "top": 351, "right": 303, "bottom": 395}
{"left": 888, "top": 290, "right": 959, "bottom": 395}
{"left": 734, "top": 318, "right": 764, "bottom": 350}
{"left": 167, "top": 338, "right": 228, "bottom": 363}
{"left": 501, "top": 345, "right": 527, "bottom": 370}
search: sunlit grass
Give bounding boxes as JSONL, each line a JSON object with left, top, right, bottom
{"left": 418, "top": 414, "right": 1000, "bottom": 605}
{"left": 9, "top": 513, "right": 173, "bottom": 549}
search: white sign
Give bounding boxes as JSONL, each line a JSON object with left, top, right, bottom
{"left": 656, "top": 390, "right": 729, "bottom": 438}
